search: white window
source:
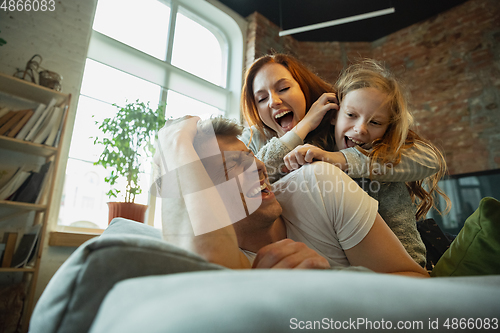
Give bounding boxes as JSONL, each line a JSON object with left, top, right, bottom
{"left": 57, "top": 0, "right": 244, "bottom": 231}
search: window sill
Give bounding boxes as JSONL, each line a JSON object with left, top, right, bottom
{"left": 49, "top": 226, "right": 104, "bottom": 247}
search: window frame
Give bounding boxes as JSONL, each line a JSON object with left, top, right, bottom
{"left": 49, "top": 0, "right": 246, "bottom": 246}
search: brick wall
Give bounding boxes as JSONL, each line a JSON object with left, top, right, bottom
{"left": 245, "top": 0, "right": 500, "bottom": 175}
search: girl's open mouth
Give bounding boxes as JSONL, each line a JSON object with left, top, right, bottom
{"left": 345, "top": 136, "right": 367, "bottom": 148}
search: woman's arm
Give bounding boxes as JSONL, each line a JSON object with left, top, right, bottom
{"left": 240, "top": 93, "right": 338, "bottom": 183}
{"left": 240, "top": 127, "right": 303, "bottom": 183}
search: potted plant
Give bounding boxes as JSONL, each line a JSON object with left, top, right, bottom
{"left": 93, "top": 100, "right": 166, "bottom": 223}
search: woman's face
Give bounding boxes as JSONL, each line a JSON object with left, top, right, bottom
{"left": 333, "top": 87, "right": 391, "bottom": 150}
{"left": 252, "top": 63, "right": 307, "bottom": 137}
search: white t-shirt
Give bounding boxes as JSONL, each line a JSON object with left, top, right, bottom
{"left": 241, "top": 162, "right": 378, "bottom": 268}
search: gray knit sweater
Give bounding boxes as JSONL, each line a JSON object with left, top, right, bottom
{"left": 240, "top": 127, "right": 437, "bottom": 267}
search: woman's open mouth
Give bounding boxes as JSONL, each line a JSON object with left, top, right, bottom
{"left": 274, "top": 110, "right": 295, "bottom": 132}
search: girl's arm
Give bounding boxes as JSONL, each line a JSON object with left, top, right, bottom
{"left": 283, "top": 140, "right": 440, "bottom": 182}
{"left": 340, "top": 140, "right": 440, "bottom": 182}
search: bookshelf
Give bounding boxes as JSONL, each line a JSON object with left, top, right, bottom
{"left": 0, "top": 72, "right": 71, "bottom": 332}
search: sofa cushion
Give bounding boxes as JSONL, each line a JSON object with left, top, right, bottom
{"left": 29, "top": 218, "right": 225, "bottom": 333}
{"left": 89, "top": 271, "right": 500, "bottom": 333}
{"left": 431, "top": 197, "right": 500, "bottom": 277}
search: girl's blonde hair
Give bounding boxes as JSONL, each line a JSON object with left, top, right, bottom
{"left": 241, "top": 53, "right": 336, "bottom": 149}
{"left": 336, "top": 59, "right": 450, "bottom": 220}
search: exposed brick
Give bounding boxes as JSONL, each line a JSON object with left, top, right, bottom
{"left": 245, "top": 0, "right": 500, "bottom": 175}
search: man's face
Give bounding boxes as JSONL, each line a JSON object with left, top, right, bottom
{"left": 214, "top": 135, "right": 283, "bottom": 228}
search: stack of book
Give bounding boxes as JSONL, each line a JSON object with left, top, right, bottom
{"left": 0, "top": 161, "right": 52, "bottom": 203}
{"left": 0, "top": 98, "right": 67, "bottom": 147}
{"left": 0, "top": 224, "right": 42, "bottom": 268}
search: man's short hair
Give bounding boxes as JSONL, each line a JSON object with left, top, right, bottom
{"left": 193, "top": 116, "right": 243, "bottom": 150}
{"left": 198, "top": 116, "right": 243, "bottom": 137}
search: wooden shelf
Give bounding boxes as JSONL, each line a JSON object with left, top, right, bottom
{"left": 0, "top": 201, "right": 47, "bottom": 222}
{"left": 0, "top": 71, "right": 71, "bottom": 332}
{"left": 0, "top": 136, "right": 57, "bottom": 157}
{"left": 0, "top": 200, "right": 46, "bottom": 211}
{"left": 0, "top": 72, "right": 68, "bottom": 106}
{"left": 0, "top": 267, "right": 36, "bottom": 273}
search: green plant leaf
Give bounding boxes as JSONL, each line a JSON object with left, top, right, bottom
{"left": 92, "top": 100, "right": 167, "bottom": 203}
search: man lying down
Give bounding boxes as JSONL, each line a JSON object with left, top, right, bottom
{"left": 153, "top": 116, "right": 428, "bottom": 278}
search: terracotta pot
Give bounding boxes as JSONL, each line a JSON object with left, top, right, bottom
{"left": 107, "top": 202, "right": 148, "bottom": 224}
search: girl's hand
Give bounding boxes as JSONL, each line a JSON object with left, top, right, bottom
{"left": 283, "top": 144, "right": 348, "bottom": 171}
{"left": 293, "top": 93, "right": 339, "bottom": 140}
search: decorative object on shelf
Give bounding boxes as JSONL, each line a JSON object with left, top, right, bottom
{"left": 13, "top": 54, "right": 42, "bottom": 84}
{"left": 39, "top": 70, "right": 62, "bottom": 92}
{"left": 13, "top": 54, "right": 63, "bottom": 91}
{"left": 93, "top": 100, "right": 166, "bottom": 223}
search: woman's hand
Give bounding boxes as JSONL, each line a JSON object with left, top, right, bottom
{"left": 283, "top": 144, "right": 348, "bottom": 172}
{"left": 292, "top": 93, "right": 338, "bottom": 140}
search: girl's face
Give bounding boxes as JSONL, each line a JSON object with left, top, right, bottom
{"left": 252, "top": 63, "right": 307, "bottom": 137}
{"left": 333, "top": 87, "right": 391, "bottom": 150}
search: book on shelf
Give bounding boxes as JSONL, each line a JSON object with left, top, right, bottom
{"left": 33, "top": 106, "right": 63, "bottom": 145}
{"left": 0, "top": 243, "right": 5, "bottom": 265}
{"left": 0, "top": 109, "right": 32, "bottom": 136}
{"left": 11, "top": 224, "right": 42, "bottom": 268}
{"left": 15, "top": 103, "right": 46, "bottom": 140}
{"left": 24, "top": 98, "right": 57, "bottom": 142}
{"left": 0, "top": 167, "right": 31, "bottom": 201}
{"left": 0, "top": 165, "right": 20, "bottom": 189}
{"left": 48, "top": 104, "right": 68, "bottom": 147}
{"left": 0, "top": 106, "right": 10, "bottom": 119}
{"left": 0, "top": 110, "right": 15, "bottom": 127}
{"left": 11, "top": 161, "right": 52, "bottom": 204}
{"left": 1, "top": 232, "right": 18, "bottom": 267}
{"left": 7, "top": 109, "right": 34, "bottom": 138}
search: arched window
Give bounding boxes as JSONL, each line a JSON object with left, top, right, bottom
{"left": 58, "top": 0, "right": 245, "bottom": 230}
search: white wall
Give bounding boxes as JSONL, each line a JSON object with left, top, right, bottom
{"left": 0, "top": 0, "right": 98, "bottom": 305}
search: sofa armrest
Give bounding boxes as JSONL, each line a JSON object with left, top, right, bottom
{"left": 90, "top": 271, "right": 500, "bottom": 333}
{"left": 30, "top": 218, "right": 225, "bottom": 333}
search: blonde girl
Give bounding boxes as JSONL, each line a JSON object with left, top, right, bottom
{"left": 284, "top": 59, "right": 450, "bottom": 222}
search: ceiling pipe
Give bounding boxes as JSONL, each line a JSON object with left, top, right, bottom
{"left": 278, "top": 7, "right": 396, "bottom": 37}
